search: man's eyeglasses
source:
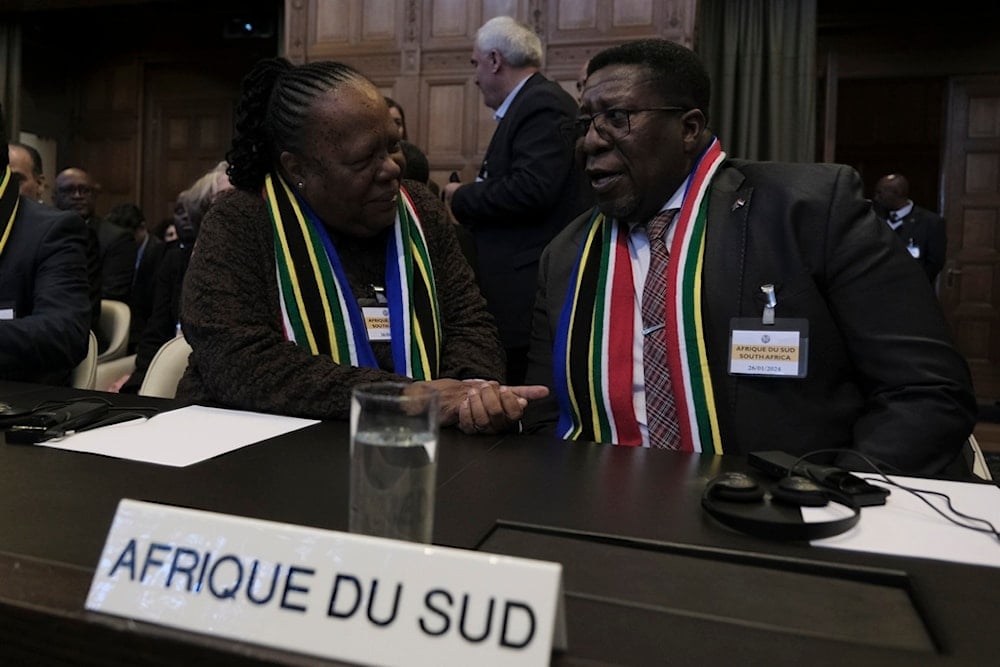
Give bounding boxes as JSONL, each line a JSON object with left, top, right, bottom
{"left": 56, "top": 184, "right": 94, "bottom": 196}
{"left": 573, "top": 107, "right": 689, "bottom": 140}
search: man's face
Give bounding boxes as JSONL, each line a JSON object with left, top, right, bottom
{"left": 291, "top": 85, "right": 402, "bottom": 238}
{"left": 471, "top": 47, "right": 503, "bottom": 110}
{"left": 578, "top": 64, "right": 691, "bottom": 225}
{"left": 7, "top": 145, "right": 44, "bottom": 200}
{"left": 54, "top": 168, "right": 97, "bottom": 219}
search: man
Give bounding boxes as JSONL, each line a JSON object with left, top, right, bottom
{"left": 54, "top": 167, "right": 136, "bottom": 344}
{"left": 0, "top": 107, "right": 91, "bottom": 385}
{"left": 105, "top": 202, "right": 165, "bottom": 352}
{"left": 8, "top": 142, "right": 46, "bottom": 202}
{"left": 521, "top": 39, "right": 976, "bottom": 477}
{"left": 442, "top": 16, "right": 589, "bottom": 385}
{"left": 873, "top": 172, "right": 947, "bottom": 285}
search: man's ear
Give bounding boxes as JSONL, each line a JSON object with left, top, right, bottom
{"left": 680, "top": 109, "right": 707, "bottom": 144}
{"left": 279, "top": 150, "right": 305, "bottom": 185}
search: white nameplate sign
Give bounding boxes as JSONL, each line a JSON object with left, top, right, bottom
{"left": 86, "top": 499, "right": 566, "bottom": 667}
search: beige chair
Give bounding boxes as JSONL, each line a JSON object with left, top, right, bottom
{"left": 966, "top": 434, "right": 993, "bottom": 481}
{"left": 95, "top": 354, "right": 136, "bottom": 392}
{"left": 97, "top": 299, "right": 131, "bottom": 363}
{"left": 70, "top": 331, "right": 98, "bottom": 390}
{"left": 139, "top": 335, "right": 192, "bottom": 399}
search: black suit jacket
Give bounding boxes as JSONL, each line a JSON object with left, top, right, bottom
{"left": 450, "top": 72, "right": 589, "bottom": 350}
{"left": 127, "top": 233, "right": 166, "bottom": 347}
{"left": 888, "top": 204, "right": 946, "bottom": 284}
{"left": 0, "top": 198, "right": 91, "bottom": 385}
{"left": 93, "top": 215, "right": 137, "bottom": 302}
{"left": 524, "top": 160, "right": 976, "bottom": 476}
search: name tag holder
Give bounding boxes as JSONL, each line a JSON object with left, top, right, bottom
{"left": 728, "top": 285, "right": 808, "bottom": 378}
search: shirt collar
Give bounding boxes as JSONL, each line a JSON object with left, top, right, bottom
{"left": 493, "top": 74, "right": 533, "bottom": 121}
{"left": 890, "top": 200, "right": 914, "bottom": 220}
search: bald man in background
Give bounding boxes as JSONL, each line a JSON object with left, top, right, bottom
{"left": 7, "top": 142, "right": 46, "bottom": 202}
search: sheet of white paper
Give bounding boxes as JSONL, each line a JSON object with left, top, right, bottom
{"left": 38, "top": 405, "right": 319, "bottom": 467}
{"left": 809, "top": 475, "right": 1000, "bottom": 568}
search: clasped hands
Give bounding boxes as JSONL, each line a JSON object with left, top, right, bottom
{"left": 418, "top": 378, "right": 549, "bottom": 435}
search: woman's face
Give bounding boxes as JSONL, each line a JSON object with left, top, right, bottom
{"left": 289, "top": 84, "right": 403, "bottom": 238}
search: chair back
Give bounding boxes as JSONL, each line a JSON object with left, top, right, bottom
{"left": 70, "top": 331, "right": 98, "bottom": 390}
{"left": 97, "top": 299, "right": 131, "bottom": 363}
{"left": 966, "top": 434, "right": 994, "bottom": 481}
{"left": 139, "top": 335, "right": 192, "bottom": 399}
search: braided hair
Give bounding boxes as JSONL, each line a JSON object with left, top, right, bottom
{"left": 226, "top": 58, "right": 368, "bottom": 191}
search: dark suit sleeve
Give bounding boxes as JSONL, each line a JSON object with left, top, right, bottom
{"left": 101, "top": 231, "right": 137, "bottom": 301}
{"left": 0, "top": 213, "right": 91, "bottom": 376}
{"left": 924, "top": 212, "right": 947, "bottom": 283}
{"left": 451, "top": 85, "right": 577, "bottom": 226}
{"left": 819, "top": 168, "right": 974, "bottom": 473}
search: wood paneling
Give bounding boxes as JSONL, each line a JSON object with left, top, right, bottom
{"left": 941, "top": 76, "right": 1000, "bottom": 398}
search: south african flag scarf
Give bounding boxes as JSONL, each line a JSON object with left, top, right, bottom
{"left": 0, "top": 165, "right": 19, "bottom": 259}
{"left": 555, "top": 137, "right": 726, "bottom": 453}
{"left": 264, "top": 173, "right": 440, "bottom": 379}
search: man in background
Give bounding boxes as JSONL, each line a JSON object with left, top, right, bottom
{"left": 7, "top": 142, "right": 46, "bottom": 202}
{"left": 0, "top": 105, "right": 91, "bottom": 385}
{"left": 873, "top": 172, "right": 947, "bottom": 285}
{"left": 54, "top": 167, "right": 136, "bottom": 345}
{"left": 442, "top": 16, "right": 589, "bottom": 385}
{"left": 105, "top": 202, "right": 165, "bottom": 352}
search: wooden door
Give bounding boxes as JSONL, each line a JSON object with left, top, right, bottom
{"left": 141, "top": 65, "right": 238, "bottom": 225}
{"left": 941, "top": 75, "right": 1000, "bottom": 399}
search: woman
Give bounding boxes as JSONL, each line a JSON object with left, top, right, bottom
{"left": 178, "top": 58, "right": 544, "bottom": 433}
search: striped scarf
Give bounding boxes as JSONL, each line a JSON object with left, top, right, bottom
{"left": 264, "top": 173, "right": 440, "bottom": 378}
{"left": 0, "top": 165, "right": 19, "bottom": 259}
{"left": 555, "top": 137, "right": 726, "bottom": 453}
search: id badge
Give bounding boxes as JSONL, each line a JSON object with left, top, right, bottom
{"left": 728, "top": 317, "right": 808, "bottom": 378}
{"left": 0, "top": 301, "right": 15, "bottom": 320}
{"left": 362, "top": 307, "right": 391, "bottom": 341}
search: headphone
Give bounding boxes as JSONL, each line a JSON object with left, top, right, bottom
{"left": 701, "top": 471, "right": 861, "bottom": 541}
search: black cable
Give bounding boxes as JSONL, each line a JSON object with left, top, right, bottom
{"left": 795, "top": 448, "right": 1000, "bottom": 544}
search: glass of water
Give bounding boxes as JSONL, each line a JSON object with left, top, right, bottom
{"left": 349, "top": 382, "right": 439, "bottom": 543}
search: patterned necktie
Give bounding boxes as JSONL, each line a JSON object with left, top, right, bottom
{"left": 641, "top": 209, "right": 681, "bottom": 449}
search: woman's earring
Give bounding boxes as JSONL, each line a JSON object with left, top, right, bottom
{"left": 296, "top": 181, "right": 304, "bottom": 189}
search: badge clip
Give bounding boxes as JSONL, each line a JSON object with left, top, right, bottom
{"left": 761, "top": 284, "right": 776, "bottom": 325}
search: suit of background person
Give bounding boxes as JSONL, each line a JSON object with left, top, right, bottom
{"left": 0, "top": 119, "right": 90, "bottom": 386}
{"left": 105, "top": 202, "right": 165, "bottom": 352}
{"left": 442, "top": 16, "right": 588, "bottom": 386}
{"left": 521, "top": 39, "right": 976, "bottom": 477}
{"left": 53, "top": 168, "right": 136, "bottom": 345}
{"left": 112, "top": 161, "right": 232, "bottom": 394}
{"left": 178, "top": 58, "right": 546, "bottom": 432}
{"left": 873, "top": 172, "right": 946, "bottom": 285}
{"left": 8, "top": 142, "right": 46, "bottom": 202}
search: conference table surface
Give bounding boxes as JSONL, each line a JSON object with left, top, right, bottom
{"left": 1, "top": 380, "right": 998, "bottom": 666}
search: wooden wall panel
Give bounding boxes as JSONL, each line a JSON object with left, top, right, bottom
{"left": 361, "top": 0, "right": 398, "bottom": 41}
{"left": 428, "top": 0, "right": 471, "bottom": 39}
{"left": 314, "top": 0, "right": 352, "bottom": 45}
{"left": 613, "top": 0, "right": 654, "bottom": 27}
{"left": 425, "top": 82, "right": 467, "bottom": 156}
{"left": 555, "top": 1, "right": 597, "bottom": 31}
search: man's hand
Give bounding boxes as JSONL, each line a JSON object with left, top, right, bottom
{"left": 457, "top": 380, "right": 549, "bottom": 435}
{"left": 441, "top": 181, "right": 462, "bottom": 207}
